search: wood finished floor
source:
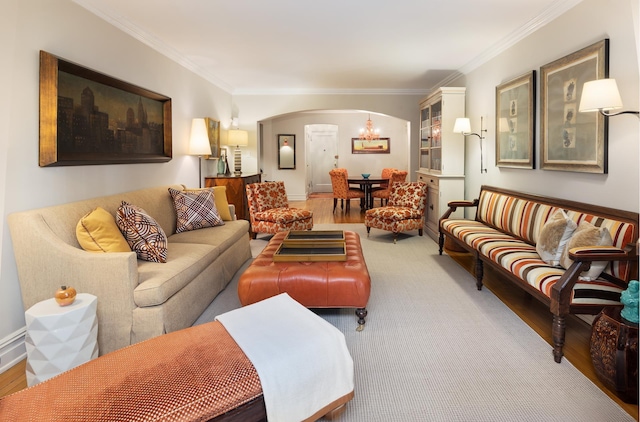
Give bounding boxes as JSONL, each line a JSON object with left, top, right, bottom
{"left": 1, "top": 196, "right": 637, "bottom": 419}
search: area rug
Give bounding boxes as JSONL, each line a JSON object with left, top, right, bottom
{"left": 195, "top": 224, "right": 635, "bottom": 421}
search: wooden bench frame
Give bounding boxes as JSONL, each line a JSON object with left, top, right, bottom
{"left": 438, "top": 185, "right": 638, "bottom": 363}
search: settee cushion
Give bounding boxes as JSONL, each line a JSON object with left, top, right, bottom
{"left": 560, "top": 221, "right": 613, "bottom": 280}
{"left": 76, "top": 207, "right": 131, "bottom": 253}
{"left": 536, "top": 210, "right": 577, "bottom": 266}
{"left": 169, "top": 188, "right": 224, "bottom": 233}
{"left": 116, "top": 201, "right": 168, "bottom": 263}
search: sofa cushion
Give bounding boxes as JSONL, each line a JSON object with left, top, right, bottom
{"left": 168, "top": 188, "right": 224, "bottom": 233}
{"left": 169, "top": 220, "right": 249, "bottom": 251}
{"left": 116, "top": 201, "right": 168, "bottom": 263}
{"left": 184, "top": 186, "right": 233, "bottom": 221}
{"left": 76, "top": 207, "right": 131, "bottom": 253}
{"left": 560, "top": 221, "right": 613, "bottom": 280}
{"left": 536, "top": 210, "right": 577, "bottom": 267}
{"left": 135, "top": 242, "right": 220, "bottom": 307}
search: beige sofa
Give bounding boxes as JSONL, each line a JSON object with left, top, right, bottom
{"left": 8, "top": 185, "right": 252, "bottom": 355}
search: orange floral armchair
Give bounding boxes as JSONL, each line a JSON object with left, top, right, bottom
{"left": 245, "top": 181, "right": 313, "bottom": 239}
{"left": 371, "top": 170, "right": 408, "bottom": 206}
{"left": 365, "top": 182, "right": 427, "bottom": 243}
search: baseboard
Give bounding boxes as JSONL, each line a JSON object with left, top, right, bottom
{"left": 288, "top": 194, "right": 309, "bottom": 202}
{"left": 0, "top": 327, "right": 26, "bottom": 374}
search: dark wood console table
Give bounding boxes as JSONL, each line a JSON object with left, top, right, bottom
{"left": 205, "top": 174, "right": 261, "bottom": 221}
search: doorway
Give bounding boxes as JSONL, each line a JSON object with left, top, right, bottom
{"left": 305, "top": 124, "right": 338, "bottom": 193}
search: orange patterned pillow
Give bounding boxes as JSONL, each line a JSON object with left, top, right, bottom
{"left": 116, "top": 201, "right": 167, "bottom": 263}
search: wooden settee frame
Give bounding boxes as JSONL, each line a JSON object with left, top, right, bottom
{"left": 438, "top": 185, "right": 639, "bottom": 363}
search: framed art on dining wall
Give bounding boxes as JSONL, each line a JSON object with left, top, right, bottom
{"left": 540, "top": 39, "right": 609, "bottom": 174}
{"left": 351, "top": 138, "right": 390, "bottom": 154}
{"left": 495, "top": 71, "right": 535, "bottom": 169}
{"left": 39, "top": 50, "right": 172, "bottom": 167}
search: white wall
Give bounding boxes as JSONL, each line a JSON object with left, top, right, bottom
{"left": 0, "top": 0, "right": 232, "bottom": 368}
{"left": 261, "top": 112, "right": 410, "bottom": 199}
{"left": 233, "top": 94, "right": 425, "bottom": 180}
{"left": 452, "top": 0, "right": 639, "bottom": 214}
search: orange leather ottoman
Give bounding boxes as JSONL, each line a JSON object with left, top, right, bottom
{"left": 238, "top": 230, "right": 371, "bottom": 330}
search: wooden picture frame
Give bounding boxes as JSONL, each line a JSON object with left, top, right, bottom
{"left": 204, "top": 118, "right": 220, "bottom": 159}
{"left": 278, "top": 134, "right": 296, "bottom": 169}
{"left": 351, "top": 138, "right": 390, "bottom": 154}
{"left": 39, "top": 50, "right": 172, "bottom": 166}
{"left": 540, "top": 39, "right": 608, "bottom": 173}
{"left": 495, "top": 71, "right": 535, "bottom": 169}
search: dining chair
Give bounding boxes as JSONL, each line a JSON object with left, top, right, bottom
{"left": 329, "top": 168, "right": 365, "bottom": 212}
{"left": 371, "top": 170, "right": 408, "bottom": 206}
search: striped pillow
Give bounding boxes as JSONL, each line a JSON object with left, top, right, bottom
{"left": 169, "top": 188, "right": 224, "bottom": 233}
{"left": 116, "top": 201, "right": 168, "bottom": 263}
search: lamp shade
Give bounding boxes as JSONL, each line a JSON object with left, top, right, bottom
{"left": 188, "top": 118, "right": 212, "bottom": 156}
{"left": 453, "top": 118, "right": 471, "bottom": 134}
{"left": 228, "top": 129, "right": 249, "bottom": 147}
{"left": 579, "top": 79, "right": 623, "bottom": 112}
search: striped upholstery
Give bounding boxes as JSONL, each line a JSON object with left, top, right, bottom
{"left": 442, "top": 189, "right": 637, "bottom": 308}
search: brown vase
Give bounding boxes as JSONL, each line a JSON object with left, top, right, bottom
{"left": 590, "top": 306, "right": 639, "bottom": 404}
{"left": 54, "top": 285, "right": 77, "bottom": 306}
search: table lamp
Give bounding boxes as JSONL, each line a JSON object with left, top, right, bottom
{"left": 188, "top": 118, "right": 212, "bottom": 187}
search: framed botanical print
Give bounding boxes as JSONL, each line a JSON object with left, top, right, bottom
{"left": 540, "top": 39, "right": 609, "bottom": 173}
{"left": 495, "top": 71, "right": 536, "bottom": 169}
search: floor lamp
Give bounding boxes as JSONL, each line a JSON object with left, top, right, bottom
{"left": 227, "top": 129, "right": 248, "bottom": 176}
{"left": 188, "top": 118, "right": 212, "bottom": 188}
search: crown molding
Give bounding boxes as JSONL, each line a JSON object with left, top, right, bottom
{"left": 232, "top": 88, "right": 429, "bottom": 96}
{"left": 458, "top": 0, "right": 584, "bottom": 75}
{"left": 73, "top": 0, "right": 235, "bottom": 93}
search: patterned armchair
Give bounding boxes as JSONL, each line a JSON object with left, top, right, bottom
{"left": 245, "top": 181, "right": 313, "bottom": 239}
{"left": 365, "top": 182, "right": 427, "bottom": 243}
{"left": 371, "top": 170, "right": 408, "bottom": 206}
{"left": 329, "top": 168, "right": 365, "bottom": 212}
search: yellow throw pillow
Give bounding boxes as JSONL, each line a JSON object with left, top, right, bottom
{"left": 184, "top": 186, "right": 233, "bottom": 221}
{"left": 76, "top": 207, "right": 131, "bottom": 253}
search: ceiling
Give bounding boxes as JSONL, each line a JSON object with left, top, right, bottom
{"left": 73, "top": 0, "right": 582, "bottom": 95}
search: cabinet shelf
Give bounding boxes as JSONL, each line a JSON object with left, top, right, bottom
{"left": 417, "top": 87, "right": 466, "bottom": 241}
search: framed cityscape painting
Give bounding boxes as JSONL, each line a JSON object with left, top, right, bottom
{"left": 540, "top": 39, "right": 608, "bottom": 173}
{"left": 39, "top": 50, "right": 172, "bottom": 167}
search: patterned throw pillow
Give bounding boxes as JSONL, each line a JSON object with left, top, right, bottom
{"left": 116, "top": 201, "right": 168, "bottom": 263}
{"left": 183, "top": 186, "right": 233, "bottom": 221}
{"left": 169, "top": 188, "right": 224, "bottom": 233}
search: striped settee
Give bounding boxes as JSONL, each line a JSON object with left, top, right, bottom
{"left": 438, "top": 185, "right": 638, "bottom": 363}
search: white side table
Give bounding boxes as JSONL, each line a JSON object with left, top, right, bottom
{"left": 25, "top": 293, "right": 98, "bottom": 386}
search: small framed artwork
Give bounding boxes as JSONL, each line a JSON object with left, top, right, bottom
{"left": 278, "top": 134, "right": 296, "bottom": 169}
{"left": 204, "top": 118, "right": 220, "bottom": 159}
{"left": 351, "top": 138, "right": 390, "bottom": 154}
{"left": 540, "top": 39, "right": 609, "bottom": 173}
{"left": 495, "top": 71, "right": 535, "bottom": 169}
{"left": 39, "top": 50, "right": 172, "bottom": 167}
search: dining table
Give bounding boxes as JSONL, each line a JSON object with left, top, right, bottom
{"left": 347, "top": 177, "right": 386, "bottom": 210}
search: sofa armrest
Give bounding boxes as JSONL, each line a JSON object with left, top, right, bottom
{"left": 8, "top": 212, "right": 140, "bottom": 354}
{"left": 229, "top": 204, "right": 237, "bottom": 220}
{"left": 440, "top": 199, "right": 479, "bottom": 220}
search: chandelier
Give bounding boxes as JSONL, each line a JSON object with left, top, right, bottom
{"left": 358, "top": 114, "right": 380, "bottom": 140}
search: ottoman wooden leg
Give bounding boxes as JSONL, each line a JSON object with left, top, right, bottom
{"left": 356, "top": 307, "right": 368, "bottom": 331}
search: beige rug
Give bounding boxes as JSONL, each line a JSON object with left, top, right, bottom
{"left": 196, "top": 224, "right": 636, "bottom": 421}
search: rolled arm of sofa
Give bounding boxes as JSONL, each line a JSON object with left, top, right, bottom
{"left": 9, "top": 213, "right": 140, "bottom": 354}
{"left": 440, "top": 199, "right": 479, "bottom": 220}
{"left": 568, "top": 244, "right": 636, "bottom": 262}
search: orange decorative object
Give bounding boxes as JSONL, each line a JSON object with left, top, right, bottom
{"left": 54, "top": 285, "right": 77, "bottom": 306}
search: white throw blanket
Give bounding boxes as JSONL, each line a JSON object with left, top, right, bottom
{"left": 216, "top": 293, "right": 354, "bottom": 422}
